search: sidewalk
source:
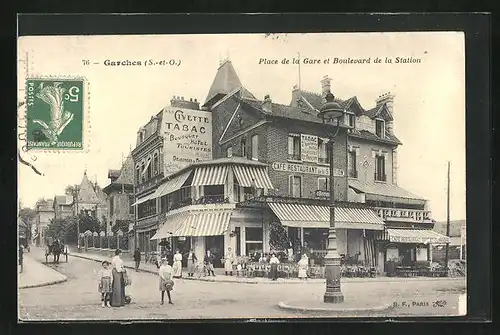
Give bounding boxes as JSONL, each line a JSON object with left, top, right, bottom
{"left": 68, "top": 248, "right": 464, "bottom": 285}
{"left": 18, "top": 254, "right": 68, "bottom": 289}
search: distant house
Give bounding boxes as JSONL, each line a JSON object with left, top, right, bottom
{"left": 72, "top": 171, "right": 108, "bottom": 224}
{"left": 53, "top": 195, "right": 74, "bottom": 220}
{"left": 34, "top": 199, "right": 55, "bottom": 246}
{"left": 432, "top": 220, "right": 466, "bottom": 262}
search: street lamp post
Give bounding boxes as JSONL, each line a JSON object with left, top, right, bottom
{"left": 317, "top": 91, "right": 346, "bottom": 303}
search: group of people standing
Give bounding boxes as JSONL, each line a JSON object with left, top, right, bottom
{"left": 97, "top": 249, "right": 131, "bottom": 307}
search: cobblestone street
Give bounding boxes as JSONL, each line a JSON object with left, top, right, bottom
{"left": 18, "top": 247, "right": 466, "bottom": 320}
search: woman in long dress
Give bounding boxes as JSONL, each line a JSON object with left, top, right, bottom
{"left": 224, "top": 247, "right": 234, "bottom": 276}
{"left": 186, "top": 249, "right": 197, "bottom": 277}
{"left": 110, "top": 249, "right": 126, "bottom": 307}
{"left": 172, "top": 250, "right": 183, "bottom": 278}
{"left": 298, "top": 254, "right": 308, "bottom": 280}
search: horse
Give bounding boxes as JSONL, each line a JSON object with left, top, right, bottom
{"left": 45, "top": 239, "right": 63, "bottom": 264}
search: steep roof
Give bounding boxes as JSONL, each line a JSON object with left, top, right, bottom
{"left": 114, "top": 155, "right": 134, "bottom": 185}
{"left": 95, "top": 186, "right": 108, "bottom": 205}
{"left": 78, "top": 172, "right": 100, "bottom": 204}
{"left": 204, "top": 60, "right": 255, "bottom": 106}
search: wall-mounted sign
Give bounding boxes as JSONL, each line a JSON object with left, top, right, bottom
{"left": 300, "top": 134, "right": 318, "bottom": 163}
{"left": 272, "top": 162, "right": 345, "bottom": 177}
{"left": 315, "top": 190, "right": 330, "bottom": 198}
{"left": 162, "top": 107, "right": 213, "bottom": 175}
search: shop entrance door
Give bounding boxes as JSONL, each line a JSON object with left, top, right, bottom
{"left": 205, "top": 235, "right": 224, "bottom": 268}
{"left": 401, "top": 247, "right": 413, "bottom": 265}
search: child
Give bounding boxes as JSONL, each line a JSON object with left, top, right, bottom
{"left": 158, "top": 258, "right": 174, "bottom": 305}
{"left": 98, "top": 260, "right": 113, "bottom": 307}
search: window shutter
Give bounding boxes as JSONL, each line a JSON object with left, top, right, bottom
{"left": 288, "top": 137, "right": 294, "bottom": 154}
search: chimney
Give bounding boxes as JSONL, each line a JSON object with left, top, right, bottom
{"left": 170, "top": 95, "right": 200, "bottom": 110}
{"left": 320, "top": 75, "right": 331, "bottom": 97}
{"left": 262, "top": 94, "right": 272, "bottom": 113}
{"left": 376, "top": 92, "right": 395, "bottom": 133}
{"left": 291, "top": 85, "right": 301, "bottom": 108}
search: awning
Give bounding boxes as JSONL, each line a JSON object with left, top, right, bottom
{"left": 349, "top": 179, "right": 426, "bottom": 205}
{"left": 232, "top": 165, "right": 274, "bottom": 189}
{"left": 150, "top": 170, "right": 192, "bottom": 200}
{"left": 150, "top": 213, "right": 189, "bottom": 240}
{"left": 131, "top": 193, "right": 154, "bottom": 206}
{"left": 268, "top": 203, "right": 385, "bottom": 230}
{"left": 379, "top": 228, "right": 451, "bottom": 244}
{"left": 171, "top": 210, "right": 233, "bottom": 237}
{"left": 191, "top": 165, "right": 228, "bottom": 186}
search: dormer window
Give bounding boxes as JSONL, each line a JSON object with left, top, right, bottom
{"left": 345, "top": 112, "right": 356, "bottom": 128}
{"left": 375, "top": 119, "right": 385, "bottom": 137}
{"left": 139, "top": 131, "right": 144, "bottom": 143}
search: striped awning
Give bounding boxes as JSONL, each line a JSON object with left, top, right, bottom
{"left": 150, "top": 170, "right": 192, "bottom": 200}
{"left": 232, "top": 165, "right": 274, "bottom": 189}
{"left": 378, "top": 228, "right": 451, "bottom": 244}
{"left": 171, "top": 210, "right": 233, "bottom": 237}
{"left": 131, "top": 193, "right": 154, "bottom": 206}
{"left": 191, "top": 165, "right": 228, "bottom": 186}
{"left": 150, "top": 213, "right": 189, "bottom": 240}
{"left": 268, "top": 203, "right": 385, "bottom": 230}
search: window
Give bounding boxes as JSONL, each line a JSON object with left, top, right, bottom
{"left": 140, "top": 161, "right": 146, "bottom": 183}
{"left": 251, "top": 134, "right": 259, "bottom": 160}
{"left": 318, "top": 138, "right": 328, "bottom": 164}
{"left": 139, "top": 131, "right": 144, "bottom": 143}
{"left": 109, "top": 196, "right": 114, "bottom": 216}
{"left": 375, "top": 119, "right": 385, "bottom": 137}
{"left": 346, "top": 113, "right": 356, "bottom": 128}
{"left": 318, "top": 177, "right": 329, "bottom": 191}
{"left": 147, "top": 158, "right": 152, "bottom": 179}
{"left": 128, "top": 195, "right": 135, "bottom": 215}
{"left": 374, "top": 154, "right": 386, "bottom": 182}
{"left": 241, "top": 138, "right": 247, "bottom": 158}
{"left": 289, "top": 175, "right": 302, "bottom": 198}
{"left": 245, "top": 227, "right": 263, "bottom": 256}
{"left": 287, "top": 134, "right": 301, "bottom": 161}
{"left": 348, "top": 150, "right": 358, "bottom": 178}
{"left": 234, "top": 227, "right": 241, "bottom": 256}
{"left": 227, "top": 146, "right": 233, "bottom": 158}
{"left": 153, "top": 152, "right": 159, "bottom": 175}
{"left": 135, "top": 165, "right": 141, "bottom": 184}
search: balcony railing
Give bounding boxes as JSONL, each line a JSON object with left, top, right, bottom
{"left": 194, "top": 195, "right": 229, "bottom": 205}
{"left": 374, "top": 207, "right": 431, "bottom": 222}
{"left": 348, "top": 170, "right": 358, "bottom": 178}
{"left": 374, "top": 173, "right": 387, "bottom": 182}
{"left": 288, "top": 153, "right": 301, "bottom": 161}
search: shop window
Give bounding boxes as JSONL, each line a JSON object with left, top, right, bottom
{"left": 317, "top": 138, "right": 328, "bottom": 164}
{"left": 287, "top": 134, "right": 301, "bottom": 161}
{"left": 289, "top": 175, "right": 302, "bottom": 198}
{"left": 251, "top": 134, "right": 259, "bottom": 160}
{"left": 245, "top": 227, "right": 263, "bottom": 242}
{"left": 375, "top": 119, "right": 385, "bottom": 137}
{"left": 303, "top": 228, "right": 329, "bottom": 250}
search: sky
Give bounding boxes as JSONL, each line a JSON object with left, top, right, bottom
{"left": 17, "top": 32, "right": 466, "bottom": 221}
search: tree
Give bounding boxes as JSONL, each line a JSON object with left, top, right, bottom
{"left": 65, "top": 185, "right": 80, "bottom": 196}
{"left": 269, "top": 221, "right": 289, "bottom": 252}
{"left": 112, "top": 219, "right": 131, "bottom": 234}
{"left": 19, "top": 206, "right": 37, "bottom": 243}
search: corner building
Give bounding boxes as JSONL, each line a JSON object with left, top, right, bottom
{"left": 205, "top": 60, "right": 449, "bottom": 274}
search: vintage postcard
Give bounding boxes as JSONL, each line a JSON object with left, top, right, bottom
{"left": 17, "top": 32, "right": 467, "bottom": 320}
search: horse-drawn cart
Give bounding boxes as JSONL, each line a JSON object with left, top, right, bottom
{"left": 44, "top": 237, "right": 69, "bottom": 264}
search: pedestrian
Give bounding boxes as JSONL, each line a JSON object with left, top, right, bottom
{"left": 110, "top": 249, "right": 126, "bottom": 307}
{"left": 224, "top": 247, "right": 234, "bottom": 276}
{"left": 158, "top": 258, "right": 174, "bottom": 305}
{"left": 172, "top": 250, "right": 183, "bottom": 278}
{"left": 204, "top": 250, "right": 216, "bottom": 276}
{"left": 186, "top": 249, "right": 197, "bottom": 277}
{"left": 269, "top": 253, "right": 280, "bottom": 281}
{"left": 133, "top": 248, "right": 141, "bottom": 272}
{"left": 298, "top": 254, "right": 308, "bottom": 280}
{"left": 98, "top": 261, "right": 112, "bottom": 307}
{"left": 18, "top": 245, "right": 24, "bottom": 273}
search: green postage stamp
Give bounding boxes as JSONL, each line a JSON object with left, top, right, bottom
{"left": 25, "top": 77, "right": 88, "bottom": 150}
